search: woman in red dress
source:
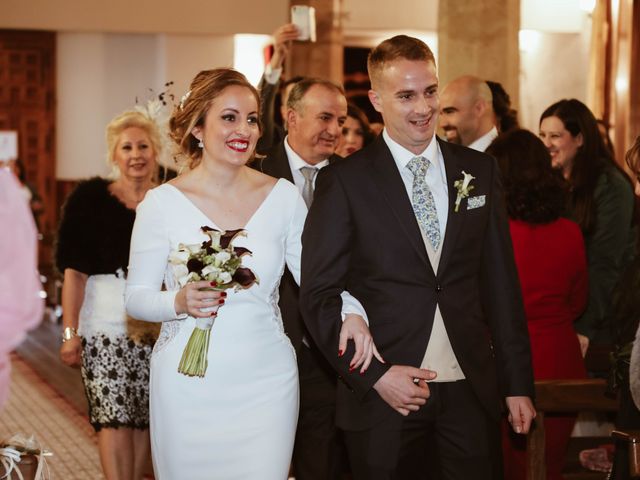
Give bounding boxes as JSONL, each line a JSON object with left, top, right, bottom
{"left": 487, "top": 129, "right": 588, "bottom": 480}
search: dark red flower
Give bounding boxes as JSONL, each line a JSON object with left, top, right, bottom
{"left": 220, "top": 229, "right": 245, "bottom": 249}
{"left": 232, "top": 267, "right": 257, "bottom": 287}
{"left": 187, "top": 258, "right": 204, "bottom": 273}
{"left": 233, "top": 247, "right": 252, "bottom": 257}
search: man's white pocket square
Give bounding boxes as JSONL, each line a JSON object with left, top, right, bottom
{"left": 466, "top": 195, "right": 486, "bottom": 210}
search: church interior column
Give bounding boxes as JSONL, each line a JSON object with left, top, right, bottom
{"left": 437, "top": 0, "right": 520, "bottom": 109}
{"left": 288, "top": 0, "right": 344, "bottom": 84}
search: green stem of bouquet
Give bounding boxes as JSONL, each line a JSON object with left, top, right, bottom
{"left": 177, "top": 326, "right": 212, "bottom": 378}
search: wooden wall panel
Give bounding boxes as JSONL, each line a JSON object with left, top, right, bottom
{"left": 0, "top": 29, "right": 56, "bottom": 271}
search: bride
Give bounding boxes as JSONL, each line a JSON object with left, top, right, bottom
{"left": 125, "top": 68, "right": 375, "bottom": 479}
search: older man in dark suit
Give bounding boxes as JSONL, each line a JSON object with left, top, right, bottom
{"left": 300, "top": 35, "right": 536, "bottom": 479}
{"left": 255, "top": 77, "right": 373, "bottom": 480}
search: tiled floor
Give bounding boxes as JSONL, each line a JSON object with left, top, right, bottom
{"left": 15, "top": 320, "right": 88, "bottom": 415}
{"left": 0, "top": 354, "right": 104, "bottom": 479}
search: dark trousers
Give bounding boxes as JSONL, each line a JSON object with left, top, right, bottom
{"left": 343, "top": 380, "right": 500, "bottom": 480}
{"left": 293, "top": 344, "right": 345, "bottom": 480}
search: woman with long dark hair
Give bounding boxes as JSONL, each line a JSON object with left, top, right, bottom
{"left": 335, "top": 103, "right": 374, "bottom": 157}
{"left": 539, "top": 99, "right": 636, "bottom": 360}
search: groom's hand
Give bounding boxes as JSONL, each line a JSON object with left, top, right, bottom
{"left": 373, "top": 366, "right": 437, "bottom": 416}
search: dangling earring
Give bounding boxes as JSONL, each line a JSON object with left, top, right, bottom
{"left": 198, "top": 140, "right": 204, "bottom": 148}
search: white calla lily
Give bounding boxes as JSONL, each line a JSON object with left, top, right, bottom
{"left": 178, "top": 271, "right": 197, "bottom": 288}
{"left": 214, "top": 251, "right": 231, "bottom": 264}
{"left": 453, "top": 171, "right": 476, "bottom": 212}
{"left": 184, "top": 243, "right": 203, "bottom": 254}
{"left": 173, "top": 264, "right": 189, "bottom": 281}
{"left": 461, "top": 171, "right": 475, "bottom": 191}
{"left": 217, "top": 271, "right": 232, "bottom": 284}
{"left": 169, "top": 249, "right": 190, "bottom": 265}
{"left": 204, "top": 230, "right": 222, "bottom": 248}
{"left": 201, "top": 265, "right": 221, "bottom": 278}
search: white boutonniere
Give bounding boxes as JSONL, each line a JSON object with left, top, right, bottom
{"left": 453, "top": 171, "right": 475, "bottom": 212}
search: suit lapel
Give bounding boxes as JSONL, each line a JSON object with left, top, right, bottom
{"left": 262, "top": 143, "right": 295, "bottom": 182}
{"left": 368, "top": 137, "right": 433, "bottom": 275}
{"left": 328, "top": 153, "right": 343, "bottom": 165}
{"left": 437, "top": 138, "right": 465, "bottom": 275}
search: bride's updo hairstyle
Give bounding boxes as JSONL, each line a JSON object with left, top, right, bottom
{"left": 169, "top": 68, "right": 261, "bottom": 170}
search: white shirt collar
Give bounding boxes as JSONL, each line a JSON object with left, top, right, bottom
{"left": 382, "top": 128, "right": 442, "bottom": 173}
{"left": 284, "top": 135, "right": 330, "bottom": 171}
{"left": 467, "top": 126, "right": 498, "bottom": 152}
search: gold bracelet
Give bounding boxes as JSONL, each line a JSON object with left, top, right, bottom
{"left": 62, "top": 327, "right": 78, "bottom": 343}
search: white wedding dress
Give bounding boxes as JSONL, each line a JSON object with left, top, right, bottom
{"left": 125, "top": 178, "right": 303, "bottom": 479}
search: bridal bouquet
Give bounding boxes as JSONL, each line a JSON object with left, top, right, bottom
{"left": 169, "top": 226, "right": 258, "bottom": 377}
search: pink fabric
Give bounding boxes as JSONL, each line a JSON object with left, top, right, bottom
{"left": 0, "top": 167, "right": 43, "bottom": 409}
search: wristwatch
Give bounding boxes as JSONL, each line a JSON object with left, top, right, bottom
{"left": 62, "top": 327, "right": 78, "bottom": 343}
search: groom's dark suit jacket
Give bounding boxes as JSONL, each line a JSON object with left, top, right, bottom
{"left": 299, "top": 135, "right": 534, "bottom": 431}
{"left": 253, "top": 142, "right": 340, "bottom": 351}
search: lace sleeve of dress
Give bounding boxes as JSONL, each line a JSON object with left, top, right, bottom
{"left": 125, "top": 188, "right": 180, "bottom": 322}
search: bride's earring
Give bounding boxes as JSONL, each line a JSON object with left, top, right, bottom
{"left": 198, "top": 139, "right": 204, "bottom": 148}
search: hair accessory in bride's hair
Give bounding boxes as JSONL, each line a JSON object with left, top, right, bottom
{"left": 179, "top": 90, "right": 191, "bottom": 111}
{"left": 134, "top": 81, "right": 175, "bottom": 122}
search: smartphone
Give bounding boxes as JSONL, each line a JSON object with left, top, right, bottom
{"left": 291, "top": 5, "right": 316, "bottom": 42}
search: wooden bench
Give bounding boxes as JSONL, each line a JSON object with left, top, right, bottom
{"left": 526, "top": 379, "right": 618, "bottom": 480}
{"left": 611, "top": 430, "right": 640, "bottom": 478}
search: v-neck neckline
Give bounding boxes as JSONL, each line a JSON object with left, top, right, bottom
{"left": 165, "top": 178, "right": 284, "bottom": 231}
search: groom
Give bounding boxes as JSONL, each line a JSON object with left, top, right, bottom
{"left": 300, "top": 35, "right": 535, "bottom": 479}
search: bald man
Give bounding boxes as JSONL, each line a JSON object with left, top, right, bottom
{"left": 439, "top": 75, "right": 498, "bottom": 152}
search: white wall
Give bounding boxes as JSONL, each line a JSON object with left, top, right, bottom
{"left": 519, "top": 30, "right": 591, "bottom": 131}
{"left": 57, "top": 33, "right": 159, "bottom": 179}
{"left": 57, "top": 34, "right": 108, "bottom": 179}
{"left": 161, "top": 34, "right": 236, "bottom": 101}
{"left": 521, "top": 0, "right": 587, "bottom": 32}
{"left": 342, "top": 0, "right": 438, "bottom": 56}
{"left": 56, "top": 32, "right": 236, "bottom": 180}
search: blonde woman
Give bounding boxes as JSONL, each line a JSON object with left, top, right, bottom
{"left": 56, "top": 110, "right": 161, "bottom": 480}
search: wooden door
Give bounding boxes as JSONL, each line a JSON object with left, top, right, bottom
{"left": 0, "top": 29, "right": 56, "bottom": 270}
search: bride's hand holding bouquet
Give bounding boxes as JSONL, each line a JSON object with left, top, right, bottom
{"left": 174, "top": 279, "right": 226, "bottom": 320}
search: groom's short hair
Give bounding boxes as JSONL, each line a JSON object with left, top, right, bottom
{"left": 367, "top": 35, "right": 436, "bottom": 88}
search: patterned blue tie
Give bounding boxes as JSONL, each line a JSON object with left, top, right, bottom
{"left": 407, "top": 156, "right": 441, "bottom": 250}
